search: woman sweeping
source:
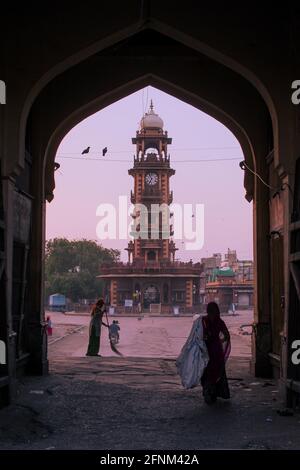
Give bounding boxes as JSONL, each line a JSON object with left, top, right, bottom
{"left": 86, "top": 298, "right": 108, "bottom": 356}
{"left": 201, "top": 301, "right": 231, "bottom": 404}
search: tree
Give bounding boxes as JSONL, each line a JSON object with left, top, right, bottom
{"left": 45, "top": 238, "right": 120, "bottom": 302}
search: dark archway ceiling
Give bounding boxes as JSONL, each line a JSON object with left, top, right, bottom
{"left": 27, "top": 28, "right": 272, "bottom": 202}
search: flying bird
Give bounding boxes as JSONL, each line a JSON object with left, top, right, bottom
{"left": 102, "top": 147, "right": 108, "bottom": 156}
{"left": 81, "top": 146, "right": 90, "bottom": 155}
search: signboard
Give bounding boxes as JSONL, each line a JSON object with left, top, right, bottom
{"left": 124, "top": 299, "right": 133, "bottom": 307}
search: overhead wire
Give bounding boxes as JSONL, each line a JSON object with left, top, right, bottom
{"left": 57, "top": 145, "right": 240, "bottom": 155}
{"left": 240, "top": 160, "right": 294, "bottom": 196}
{"left": 56, "top": 155, "right": 242, "bottom": 163}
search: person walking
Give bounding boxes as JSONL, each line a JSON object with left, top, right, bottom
{"left": 201, "top": 301, "right": 231, "bottom": 404}
{"left": 109, "top": 320, "right": 120, "bottom": 343}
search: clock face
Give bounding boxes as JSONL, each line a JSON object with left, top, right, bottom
{"left": 145, "top": 172, "right": 158, "bottom": 186}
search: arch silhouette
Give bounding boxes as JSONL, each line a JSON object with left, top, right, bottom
{"left": 40, "top": 75, "right": 259, "bottom": 203}
{"left": 19, "top": 23, "right": 276, "bottom": 181}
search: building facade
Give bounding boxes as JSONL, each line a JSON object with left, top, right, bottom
{"left": 205, "top": 266, "right": 254, "bottom": 312}
{"left": 201, "top": 253, "right": 222, "bottom": 277}
{"left": 99, "top": 103, "right": 202, "bottom": 313}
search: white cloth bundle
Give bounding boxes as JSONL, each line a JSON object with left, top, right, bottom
{"left": 176, "top": 316, "right": 209, "bottom": 389}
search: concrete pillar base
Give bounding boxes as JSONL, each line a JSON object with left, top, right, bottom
{"left": 26, "top": 359, "right": 49, "bottom": 376}
{"left": 250, "top": 322, "right": 273, "bottom": 378}
{"left": 26, "top": 321, "right": 49, "bottom": 376}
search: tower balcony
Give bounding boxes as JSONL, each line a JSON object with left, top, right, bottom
{"left": 141, "top": 240, "right": 161, "bottom": 249}
{"left": 98, "top": 260, "right": 203, "bottom": 276}
{"left": 144, "top": 260, "right": 160, "bottom": 269}
{"left": 129, "top": 161, "right": 175, "bottom": 172}
{"left": 142, "top": 190, "right": 163, "bottom": 201}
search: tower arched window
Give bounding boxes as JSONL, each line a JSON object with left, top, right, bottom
{"left": 147, "top": 250, "right": 156, "bottom": 261}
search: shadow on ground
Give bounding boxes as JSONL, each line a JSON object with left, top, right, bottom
{"left": 0, "top": 356, "right": 299, "bottom": 450}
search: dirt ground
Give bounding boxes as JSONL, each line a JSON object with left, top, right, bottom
{"left": 0, "top": 311, "right": 299, "bottom": 450}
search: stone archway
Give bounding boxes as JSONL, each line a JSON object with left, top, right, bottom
{"left": 3, "top": 6, "right": 298, "bottom": 407}
{"left": 27, "top": 67, "right": 271, "bottom": 380}
{"left": 29, "top": 56, "right": 271, "bottom": 379}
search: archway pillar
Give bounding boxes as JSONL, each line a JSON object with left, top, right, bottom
{"left": 26, "top": 151, "right": 48, "bottom": 376}
{"left": 110, "top": 280, "right": 118, "bottom": 307}
{"left": 1, "top": 176, "right": 17, "bottom": 402}
{"left": 185, "top": 279, "right": 193, "bottom": 309}
{"left": 279, "top": 106, "right": 300, "bottom": 405}
{"left": 251, "top": 153, "right": 272, "bottom": 378}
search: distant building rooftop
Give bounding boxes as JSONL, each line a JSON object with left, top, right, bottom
{"left": 210, "top": 267, "right": 235, "bottom": 281}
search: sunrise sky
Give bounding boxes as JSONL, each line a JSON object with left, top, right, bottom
{"left": 46, "top": 86, "right": 253, "bottom": 262}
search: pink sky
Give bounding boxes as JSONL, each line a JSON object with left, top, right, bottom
{"left": 46, "top": 87, "right": 253, "bottom": 262}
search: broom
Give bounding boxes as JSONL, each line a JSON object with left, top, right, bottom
{"left": 105, "top": 310, "right": 123, "bottom": 356}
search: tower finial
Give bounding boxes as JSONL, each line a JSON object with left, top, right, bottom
{"left": 150, "top": 99, "right": 154, "bottom": 111}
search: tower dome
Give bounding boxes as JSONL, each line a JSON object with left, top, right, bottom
{"left": 140, "top": 100, "right": 164, "bottom": 130}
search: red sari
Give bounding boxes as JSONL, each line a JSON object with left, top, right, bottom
{"left": 201, "top": 315, "right": 231, "bottom": 403}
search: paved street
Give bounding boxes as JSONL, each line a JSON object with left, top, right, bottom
{"left": 0, "top": 311, "right": 300, "bottom": 450}
{"left": 47, "top": 310, "right": 252, "bottom": 359}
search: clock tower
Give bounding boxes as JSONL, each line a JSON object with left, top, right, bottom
{"left": 99, "top": 101, "right": 202, "bottom": 313}
{"left": 126, "top": 100, "right": 177, "bottom": 266}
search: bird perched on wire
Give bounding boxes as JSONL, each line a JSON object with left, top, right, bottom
{"left": 102, "top": 147, "right": 108, "bottom": 156}
{"left": 82, "top": 146, "right": 90, "bottom": 155}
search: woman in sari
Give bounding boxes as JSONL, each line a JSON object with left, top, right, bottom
{"left": 201, "top": 302, "right": 231, "bottom": 404}
{"left": 86, "top": 298, "right": 108, "bottom": 356}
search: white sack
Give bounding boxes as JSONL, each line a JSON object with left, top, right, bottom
{"left": 176, "top": 316, "right": 209, "bottom": 389}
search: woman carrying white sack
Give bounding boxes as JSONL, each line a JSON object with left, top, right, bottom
{"left": 176, "top": 314, "right": 209, "bottom": 389}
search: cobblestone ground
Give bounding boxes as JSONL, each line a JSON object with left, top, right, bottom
{"left": 0, "top": 312, "right": 299, "bottom": 450}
